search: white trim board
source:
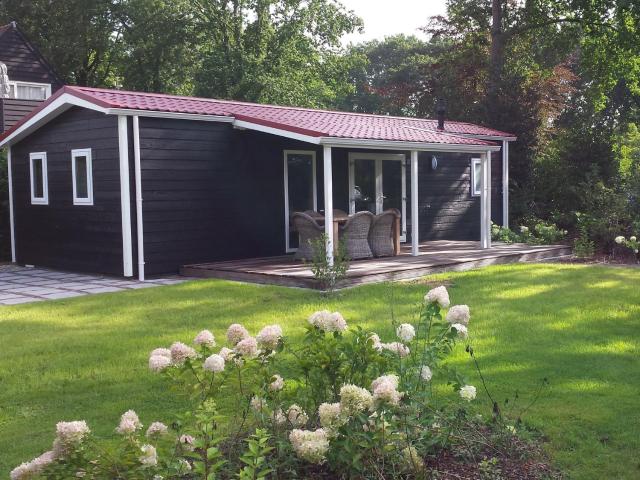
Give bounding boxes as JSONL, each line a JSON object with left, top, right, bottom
{"left": 7, "top": 146, "right": 16, "bottom": 262}
{"left": 71, "top": 148, "right": 94, "bottom": 205}
{"left": 117, "top": 115, "right": 133, "bottom": 277}
{"left": 29, "top": 151, "right": 48, "bottom": 205}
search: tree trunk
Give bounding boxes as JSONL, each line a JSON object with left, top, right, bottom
{"left": 487, "top": 0, "right": 504, "bottom": 123}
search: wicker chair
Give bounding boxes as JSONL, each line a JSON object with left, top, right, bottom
{"left": 339, "top": 211, "right": 374, "bottom": 259}
{"left": 291, "top": 212, "right": 324, "bottom": 261}
{"left": 369, "top": 209, "right": 401, "bottom": 257}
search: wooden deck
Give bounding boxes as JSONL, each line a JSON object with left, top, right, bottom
{"left": 181, "top": 240, "right": 572, "bottom": 289}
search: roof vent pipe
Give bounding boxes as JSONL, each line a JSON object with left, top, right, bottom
{"left": 436, "top": 98, "right": 446, "bottom": 130}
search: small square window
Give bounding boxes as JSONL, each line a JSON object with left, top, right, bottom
{"left": 29, "top": 152, "right": 48, "bottom": 205}
{"left": 72, "top": 148, "right": 93, "bottom": 205}
{"left": 471, "top": 158, "right": 482, "bottom": 197}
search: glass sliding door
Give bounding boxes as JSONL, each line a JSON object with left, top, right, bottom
{"left": 349, "top": 153, "right": 406, "bottom": 242}
{"left": 284, "top": 150, "right": 317, "bottom": 252}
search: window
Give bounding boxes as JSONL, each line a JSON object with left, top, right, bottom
{"left": 471, "top": 158, "right": 482, "bottom": 197}
{"left": 29, "top": 152, "right": 48, "bottom": 204}
{"left": 71, "top": 149, "right": 93, "bottom": 205}
{"left": 8, "top": 81, "right": 51, "bottom": 100}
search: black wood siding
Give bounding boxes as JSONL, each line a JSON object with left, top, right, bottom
{"left": 10, "top": 107, "right": 124, "bottom": 274}
{"left": 0, "top": 26, "right": 61, "bottom": 88}
{"left": 1, "top": 98, "right": 41, "bottom": 132}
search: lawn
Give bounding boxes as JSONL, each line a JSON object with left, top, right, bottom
{"left": 1, "top": 263, "right": 639, "bottom": 479}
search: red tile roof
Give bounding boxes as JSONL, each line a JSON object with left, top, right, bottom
{"left": 3, "top": 85, "right": 516, "bottom": 146}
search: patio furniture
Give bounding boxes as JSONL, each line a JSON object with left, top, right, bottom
{"left": 339, "top": 211, "right": 374, "bottom": 259}
{"left": 369, "top": 209, "right": 401, "bottom": 257}
{"left": 291, "top": 212, "right": 324, "bottom": 260}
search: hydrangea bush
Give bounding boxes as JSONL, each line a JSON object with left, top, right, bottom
{"left": 12, "top": 286, "right": 493, "bottom": 479}
{"left": 614, "top": 234, "right": 639, "bottom": 260}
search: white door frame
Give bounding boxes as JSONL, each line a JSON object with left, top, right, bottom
{"left": 283, "top": 150, "right": 317, "bottom": 253}
{"left": 348, "top": 152, "right": 407, "bottom": 242}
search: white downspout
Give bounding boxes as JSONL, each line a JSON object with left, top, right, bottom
{"left": 117, "top": 115, "right": 133, "bottom": 277}
{"left": 132, "top": 116, "right": 145, "bottom": 281}
{"left": 7, "top": 145, "right": 15, "bottom": 262}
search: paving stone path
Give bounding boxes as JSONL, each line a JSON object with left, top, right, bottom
{"left": 0, "top": 264, "right": 189, "bottom": 305}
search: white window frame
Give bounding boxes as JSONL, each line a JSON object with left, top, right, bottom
{"left": 284, "top": 150, "right": 317, "bottom": 253}
{"left": 29, "top": 152, "right": 48, "bottom": 205}
{"left": 471, "top": 157, "right": 482, "bottom": 197}
{"left": 8, "top": 81, "right": 52, "bottom": 100}
{"left": 71, "top": 148, "right": 94, "bottom": 205}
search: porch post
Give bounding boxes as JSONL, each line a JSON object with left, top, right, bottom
{"left": 323, "top": 146, "right": 334, "bottom": 265}
{"left": 502, "top": 140, "right": 509, "bottom": 228}
{"left": 410, "top": 150, "right": 419, "bottom": 256}
{"left": 480, "top": 150, "right": 492, "bottom": 249}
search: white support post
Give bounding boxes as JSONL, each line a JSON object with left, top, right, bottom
{"left": 480, "top": 151, "right": 492, "bottom": 249}
{"left": 502, "top": 140, "right": 509, "bottom": 228}
{"left": 323, "top": 146, "right": 334, "bottom": 265}
{"left": 118, "top": 115, "right": 134, "bottom": 277}
{"left": 132, "top": 116, "right": 145, "bottom": 281}
{"left": 7, "top": 146, "right": 16, "bottom": 262}
{"left": 410, "top": 150, "right": 419, "bottom": 256}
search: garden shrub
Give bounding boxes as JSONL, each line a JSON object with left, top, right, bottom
{"left": 11, "top": 286, "right": 532, "bottom": 479}
{"left": 491, "top": 220, "right": 566, "bottom": 245}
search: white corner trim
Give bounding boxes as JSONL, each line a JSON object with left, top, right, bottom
{"left": 321, "top": 137, "right": 501, "bottom": 153}
{"left": 234, "top": 119, "right": 322, "bottom": 144}
{"left": 71, "top": 148, "right": 94, "bottom": 205}
{"left": 29, "top": 151, "right": 48, "bottom": 205}
{"left": 132, "top": 116, "right": 145, "bottom": 281}
{"left": 7, "top": 146, "right": 16, "bottom": 262}
{"left": 118, "top": 115, "right": 134, "bottom": 277}
{"left": 0, "top": 93, "right": 110, "bottom": 148}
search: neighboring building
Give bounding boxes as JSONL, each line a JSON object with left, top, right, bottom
{"left": 0, "top": 21, "right": 63, "bottom": 132}
{"left": 0, "top": 86, "right": 515, "bottom": 278}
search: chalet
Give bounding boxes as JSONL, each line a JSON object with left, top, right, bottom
{"left": 0, "top": 85, "right": 516, "bottom": 280}
{"left": 0, "top": 21, "right": 62, "bottom": 132}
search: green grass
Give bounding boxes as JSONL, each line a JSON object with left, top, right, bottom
{"left": 1, "top": 263, "right": 639, "bottom": 479}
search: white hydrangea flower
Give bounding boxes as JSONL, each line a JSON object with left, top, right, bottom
{"left": 459, "top": 385, "right": 477, "bottom": 401}
{"left": 116, "top": 410, "right": 143, "bottom": 435}
{"left": 615, "top": 235, "right": 625, "bottom": 244}
{"left": 272, "top": 409, "right": 287, "bottom": 425}
{"left": 193, "top": 330, "right": 216, "bottom": 347}
{"left": 382, "top": 341, "right": 410, "bottom": 358}
{"left": 146, "top": 422, "right": 168, "bottom": 438}
{"left": 451, "top": 323, "right": 468, "bottom": 339}
{"left": 420, "top": 365, "right": 433, "bottom": 382}
{"left": 287, "top": 404, "right": 309, "bottom": 427}
{"left": 308, "top": 310, "right": 347, "bottom": 333}
{"left": 396, "top": 323, "right": 416, "bottom": 343}
{"left": 630, "top": 236, "right": 637, "bottom": 242}
{"left": 289, "top": 428, "right": 330, "bottom": 464}
{"left": 179, "top": 434, "right": 195, "bottom": 451}
{"left": 520, "top": 226, "right": 529, "bottom": 233}
{"left": 318, "top": 402, "right": 344, "bottom": 433}
{"left": 150, "top": 348, "right": 171, "bottom": 359}
{"left": 139, "top": 444, "right": 158, "bottom": 467}
{"left": 235, "top": 337, "right": 258, "bottom": 358}
{"left": 371, "top": 374, "right": 403, "bottom": 406}
{"left": 218, "top": 347, "right": 234, "bottom": 361}
{"left": 10, "top": 451, "right": 56, "bottom": 480}
{"left": 269, "top": 374, "right": 284, "bottom": 391}
{"left": 55, "top": 420, "right": 90, "bottom": 447}
{"left": 445, "top": 305, "right": 470, "bottom": 325}
{"left": 203, "top": 354, "right": 225, "bottom": 373}
{"left": 400, "top": 445, "right": 425, "bottom": 472}
{"left": 256, "top": 325, "right": 283, "bottom": 350}
{"left": 424, "top": 286, "right": 450, "bottom": 308}
{"left": 250, "top": 396, "right": 267, "bottom": 412}
{"left": 369, "top": 333, "right": 383, "bottom": 351}
{"left": 226, "top": 323, "right": 250, "bottom": 345}
{"left": 339, "top": 384, "right": 373, "bottom": 414}
{"left": 149, "top": 355, "right": 172, "bottom": 372}
{"left": 170, "top": 342, "right": 197, "bottom": 365}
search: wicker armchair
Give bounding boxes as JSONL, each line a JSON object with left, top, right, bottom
{"left": 339, "top": 211, "right": 374, "bottom": 259}
{"left": 291, "top": 212, "right": 324, "bottom": 261}
{"left": 369, "top": 209, "right": 401, "bottom": 257}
